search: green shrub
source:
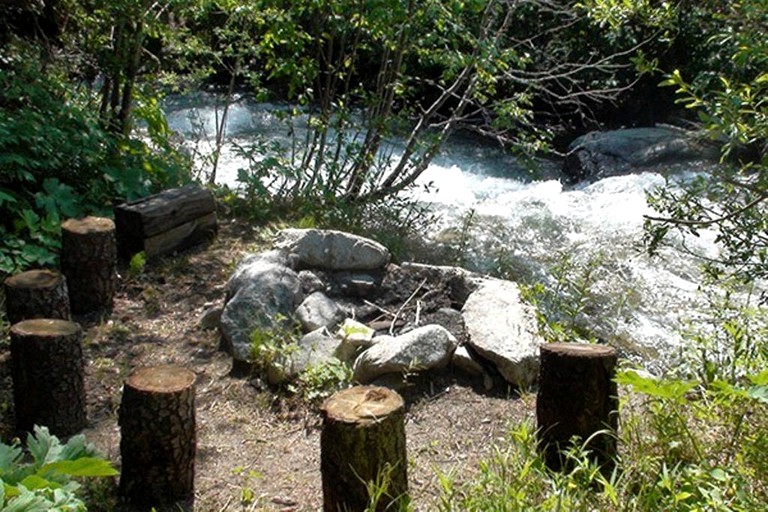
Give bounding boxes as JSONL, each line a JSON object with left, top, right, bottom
{"left": 0, "top": 425, "right": 118, "bottom": 511}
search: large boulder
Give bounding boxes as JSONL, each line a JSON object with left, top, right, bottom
{"left": 353, "top": 325, "right": 458, "bottom": 383}
{"left": 563, "top": 127, "right": 721, "bottom": 184}
{"left": 220, "top": 251, "right": 303, "bottom": 364}
{"left": 273, "top": 229, "right": 390, "bottom": 270}
{"left": 462, "top": 279, "right": 542, "bottom": 388}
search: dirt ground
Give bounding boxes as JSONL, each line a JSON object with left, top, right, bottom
{"left": 0, "top": 219, "right": 535, "bottom": 511}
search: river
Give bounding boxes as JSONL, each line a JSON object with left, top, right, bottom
{"left": 164, "top": 94, "right": 733, "bottom": 373}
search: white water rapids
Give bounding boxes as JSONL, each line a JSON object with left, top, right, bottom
{"left": 164, "top": 95, "right": 731, "bottom": 372}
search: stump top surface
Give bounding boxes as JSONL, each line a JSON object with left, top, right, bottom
{"left": 62, "top": 216, "right": 115, "bottom": 234}
{"left": 542, "top": 342, "right": 616, "bottom": 358}
{"left": 321, "top": 385, "right": 404, "bottom": 424}
{"left": 4, "top": 269, "right": 62, "bottom": 289}
{"left": 126, "top": 365, "right": 196, "bottom": 393}
{"left": 10, "top": 318, "right": 81, "bottom": 337}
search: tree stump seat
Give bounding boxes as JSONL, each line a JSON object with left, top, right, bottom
{"left": 10, "top": 318, "right": 86, "bottom": 437}
{"left": 321, "top": 385, "right": 409, "bottom": 512}
{"left": 119, "top": 365, "right": 197, "bottom": 509}
{"left": 61, "top": 216, "right": 117, "bottom": 315}
{"left": 3, "top": 269, "right": 71, "bottom": 325}
{"left": 536, "top": 342, "right": 618, "bottom": 472}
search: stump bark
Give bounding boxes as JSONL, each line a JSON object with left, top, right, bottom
{"left": 118, "top": 365, "right": 196, "bottom": 509}
{"left": 536, "top": 342, "right": 618, "bottom": 471}
{"left": 3, "top": 269, "right": 71, "bottom": 325}
{"left": 321, "top": 386, "right": 408, "bottom": 512}
{"left": 10, "top": 318, "right": 86, "bottom": 437}
{"left": 60, "top": 216, "right": 116, "bottom": 314}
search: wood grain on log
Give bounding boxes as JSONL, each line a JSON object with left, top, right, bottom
{"left": 119, "top": 365, "right": 197, "bottom": 509}
{"left": 321, "top": 386, "right": 408, "bottom": 512}
{"left": 4, "top": 269, "right": 71, "bottom": 325}
{"left": 536, "top": 342, "right": 618, "bottom": 472}
{"left": 10, "top": 318, "right": 86, "bottom": 437}
{"left": 114, "top": 185, "right": 217, "bottom": 258}
{"left": 61, "top": 216, "right": 116, "bottom": 314}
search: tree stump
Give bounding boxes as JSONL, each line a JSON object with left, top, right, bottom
{"left": 321, "top": 386, "right": 409, "bottom": 512}
{"left": 10, "top": 318, "right": 86, "bottom": 437}
{"left": 3, "top": 269, "right": 71, "bottom": 325}
{"left": 60, "top": 216, "right": 117, "bottom": 314}
{"left": 536, "top": 342, "right": 618, "bottom": 472}
{"left": 119, "top": 365, "right": 197, "bottom": 509}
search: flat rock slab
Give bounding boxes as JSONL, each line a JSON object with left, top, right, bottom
{"left": 353, "top": 324, "right": 458, "bottom": 383}
{"left": 274, "top": 229, "right": 390, "bottom": 271}
{"left": 462, "top": 279, "right": 542, "bottom": 388}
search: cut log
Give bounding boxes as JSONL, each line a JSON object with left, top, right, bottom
{"left": 321, "top": 386, "right": 409, "bottom": 512}
{"left": 10, "top": 318, "right": 86, "bottom": 437}
{"left": 536, "top": 342, "right": 618, "bottom": 472}
{"left": 3, "top": 269, "right": 71, "bottom": 325}
{"left": 60, "top": 216, "right": 116, "bottom": 315}
{"left": 114, "top": 185, "right": 217, "bottom": 259}
{"left": 118, "top": 365, "right": 197, "bottom": 509}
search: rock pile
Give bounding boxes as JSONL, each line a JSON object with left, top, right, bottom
{"left": 211, "top": 228, "right": 543, "bottom": 389}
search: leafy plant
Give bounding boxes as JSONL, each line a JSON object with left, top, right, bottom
{"left": 0, "top": 425, "right": 118, "bottom": 511}
{"left": 291, "top": 359, "right": 353, "bottom": 404}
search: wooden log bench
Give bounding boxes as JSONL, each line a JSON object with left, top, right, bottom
{"left": 114, "top": 185, "right": 217, "bottom": 259}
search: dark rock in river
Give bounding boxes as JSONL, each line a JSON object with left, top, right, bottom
{"left": 563, "top": 127, "right": 721, "bottom": 184}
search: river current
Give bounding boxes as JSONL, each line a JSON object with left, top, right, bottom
{"left": 164, "top": 95, "right": 731, "bottom": 373}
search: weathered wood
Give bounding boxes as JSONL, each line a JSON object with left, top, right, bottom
{"left": 119, "top": 365, "right": 197, "bottom": 509}
{"left": 321, "top": 386, "right": 409, "bottom": 512}
{"left": 114, "top": 185, "right": 217, "bottom": 258}
{"left": 143, "top": 211, "right": 217, "bottom": 258}
{"left": 60, "top": 216, "right": 117, "bottom": 315}
{"left": 10, "top": 318, "right": 86, "bottom": 437}
{"left": 536, "top": 342, "right": 618, "bottom": 472}
{"left": 3, "top": 269, "right": 71, "bottom": 325}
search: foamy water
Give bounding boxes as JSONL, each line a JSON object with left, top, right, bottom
{"left": 165, "top": 95, "right": 734, "bottom": 371}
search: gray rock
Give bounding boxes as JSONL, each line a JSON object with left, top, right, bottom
{"left": 199, "top": 305, "right": 223, "bottom": 330}
{"left": 452, "top": 345, "right": 485, "bottom": 376}
{"left": 268, "top": 328, "right": 344, "bottom": 385}
{"left": 220, "top": 251, "right": 302, "bottom": 362}
{"left": 331, "top": 271, "right": 380, "bottom": 297}
{"left": 430, "top": 307, "right": 468, "bottom": 344}
{"left": 274, "top": 228, "right": 390, "bottom": 270}
{"left": 353, "top": 324, "right": 458, "bottom": 383}
{"left": 298, "top": 270, "right": 326, "bottom": 294}
{"left": 462, "top": 279, "right": 542, "bottom": 388}
{"left": 563, "top": 127, "right": 721, "bottom": 184}
{"left": 295, "top": 291, "right": 347, "bottom": 332}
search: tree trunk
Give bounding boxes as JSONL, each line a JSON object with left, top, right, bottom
{"left": 118, "top": 365, "right": 196, "bottom": 510}
{"left": 3, "top": 269, "right": 71, "bottom": 325}
{"left": 536, "top": 342, "right": 618, "bottom": 472}
{"left": 321, "top": 385, "right": 409, "bottom": 512}
{"left": 60, "top": 216, "right": 117, "bottom": 315}
{"left": 10, "top": 318, "right": 86, "bottom": 437}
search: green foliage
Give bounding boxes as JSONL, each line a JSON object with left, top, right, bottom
{"left": 0, "top": 37, "right": 190, "bottom": 275}
{"left": 291, "top": 359, "right": 353, "bottom": 404}
{"left": 0, "top": 426, "right": 117, "bottom": 511}
{"left": 127, "top": 252, "right": 148, "bottom": 279}
{"left": 643, "top": 0, "right": 768, "bottom": 281}
{"left": 249, "top": 315, "right": 300, "bottom": 378}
